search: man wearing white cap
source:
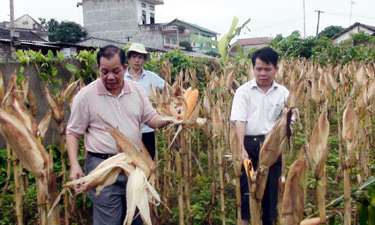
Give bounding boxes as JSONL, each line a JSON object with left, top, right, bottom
{"left": 125, "top": 43, "right": 167, "bottom": 160}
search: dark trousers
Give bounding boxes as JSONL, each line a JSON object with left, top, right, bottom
{"left": 240, "top": 135, "right": 281, "bottom": 225}
{"left": 85, "top": 153, "right": 143, "bottom": 225}
{"left": 142, "top": 131, "right": 156, "bottom": 160}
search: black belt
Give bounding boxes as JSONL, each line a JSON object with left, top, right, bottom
{"left": 245, "top": 135, "right": 265, "bottom": 142}
{"left": 87, "top": 151, "right": 115, "bottom": 159}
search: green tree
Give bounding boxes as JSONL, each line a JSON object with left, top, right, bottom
{"left": 179, "top": 41, "right": 193, "bottom": 51}
{"left": 39, "top": 18, "right": 87, "bottom": 43}
{"left": 318, "top": 25, "right": 344, "bottom": 39}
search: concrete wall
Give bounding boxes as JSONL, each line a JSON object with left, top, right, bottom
{"left": 82, "top": 0, "right": 139, "bottom": 43}
{"left": 134, "top": 30, "right": 164, "bottom": 49}
{"left": 82, "top": 0, "right": 164, "bottom": 49}
{"left": 0, "top": 60, "right": 81, "bottom": 149}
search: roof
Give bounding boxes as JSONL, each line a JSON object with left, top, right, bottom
{"left": 332, "top": 22, "right": 375, "bottom": 40}
{"left": 232, "top": 37, "right": 271, "bottom": 46}
{"left": 167, "top": 19, "right": 219, "bottom": 36}
{"left": 0, "top": 39, "right": 59, "bottom": 48}
{"left": 0, "top": 27, "right": 46, "bottom": 42}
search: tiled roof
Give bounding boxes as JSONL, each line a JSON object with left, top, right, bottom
{"left": 0, "top": 27, "right": 46, "bottom": 41}
{"left": 167, "top": 19, "right": 219, "bottom": 35}
{"left": 232, "top": 37, "right": 271, "bottom": 46}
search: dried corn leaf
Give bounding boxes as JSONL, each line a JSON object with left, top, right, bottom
{"left": 280, "top": 147, "right": 308, "bottom": 225}
{"left": 342, "top": 98, "right": 358, "bottom": 167}
{"left": 37, "top": 110, "right": 52, "bottom": 140}
{"left": 20, "top": 76, "right": 29, "bottom": 100}
{"left": 101, "top": 117, "right": 156, "bottom": 178}
{"left": 0, "top": 69, "right": 4, "bottom": 101}
{"left": 354, "top": 65, "right": 367, "bottom": 87}
{"left": 66, "top": 153, "right": 134, "bottom": 194}
{"left": 311, "top": 77, "right": 321, "bottom": 105}
{"left": 256, "top": 108, "right": 293, "bottom": 199}
{"left": 285, "top": 76, "right": 305, "bottom": 108}
{"left": 0, "top": 109, "right": 48, "bottom": 177}
{"left": 45, "top": 87, "right": 63, "bottom": 123}
{"left": 60, "top": 80, "right": 79, "bottom": 104}
{"left": 308, "top": 103, "right": 330, "bottom": 178}
{"left": 27, "top": 88, "right": 37, "bottom": 117}
{"left": 11, "top": 96, "right": 38, "bottom": 136}
{"left": 124, "top": 167, "right": 160, "bottom": 225}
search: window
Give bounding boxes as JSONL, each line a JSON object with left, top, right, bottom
{"left": 150, "top": 13, "right": 155, "bottom": 24}
{"left": 142, "top": 10, "right": 146, "bottom": 24}
{"left": 141, "top": 2, "right": 146, "bottom": 8}
{"left": 165, "top": 38, "right": 170, "bottom": 44}
{"left": 172, "top": 39, "right": 177, "bottom": 45}
{"left": 149, "top": 5, "right": 154, "bottom": 11}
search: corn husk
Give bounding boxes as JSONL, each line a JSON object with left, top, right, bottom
{"left": 307, "top": 103, "right": 330, "bottom": 222}
{"left": 100, "top": 116, "right": 156, "bottom": 178}
{"left": 124, "top": 167, "right": 160, "bottom": 225}
{"left": 308, "top": 103, "right": 330, "bottom": 179}
{"left": 280, "top": 147, "right": 308, "bottom": 225}
{"left": 342, "top": 98, "right": 357, "bottom": 167}
{"left": 311, "top": 77, "right": 321, "bottom": 105}
{"left": 256, "top": 108, "right": 293, "bottom": 200}
{"left": 37, "top": 110, "right": 52, "bottom": 140}
{"left": 354, "top": 65, "right": 367, "bottom": 87}
{"left": 59, "top": 80, "right": 79, "bottom": 105}
{"left": 0, "top": 69, "right": 4, "bottom": 101}
{"left": 11, "top": 96, "right": 38, "bottom": 136}
{"left": 0, "top": 109, "right": 48, "bottom": 177}
{"left": 285, "top": 76, "right": 306, "bottom": 108}
{"left": 44, "top": 87, "right": 63, "bottom": 123}
{"left": 66, "top": 153, "right": 134, "bottom": 194}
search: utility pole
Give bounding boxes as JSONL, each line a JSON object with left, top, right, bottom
{"left": 10, "top": 0, "right": 16, "bottom": 60}
{"left": 315, "top": 10, "right": 324, "bottom": 39}
{"left": 303, "top": 0, "right": 306, "bottom": 38}
{"left": 349, "top": 1, "right": 354, "bottom": 25}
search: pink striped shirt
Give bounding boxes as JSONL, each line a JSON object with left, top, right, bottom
{"left": 66, "top": 78, "right": 158, "bottom": 154}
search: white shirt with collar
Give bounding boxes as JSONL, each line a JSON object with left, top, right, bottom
{"left": 230, "top": 78, "right": 289, "bottom": 136}
{"left": 124, "top": 68, "right": 166, "bottom": 133}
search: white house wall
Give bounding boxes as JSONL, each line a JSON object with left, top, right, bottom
{"left": 334, "top": 26, "right": 374, "bottom": 44}
{"left": 136, "top": 0, "right": 156, "bottom": 24}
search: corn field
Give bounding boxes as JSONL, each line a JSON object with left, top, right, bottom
{"left": 0, "top": 52, "right": 374, "bottom": 225}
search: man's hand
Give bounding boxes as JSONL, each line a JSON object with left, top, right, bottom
{"left": 69, "top": 164, "right": 83, "bottom": 193}
{"left": 242, "top": 147, "right": 249, "bottom": 161}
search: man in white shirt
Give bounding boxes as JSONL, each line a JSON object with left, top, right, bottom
{"left": 124, "top": 43, "right": 167, "bottom": 160}
{"left": 231, "top": 47, "right": 289, "bottom": 225}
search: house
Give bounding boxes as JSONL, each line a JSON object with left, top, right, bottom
{"left": 0, "top": 15, "right": 94, "bottom": 60}
{"left": 1, "top": 14, "right": 48, "bottom": 41}
{"left": 332, "top": 22, "right": 375, "bottom": 44}
{"left": 161, "top": 19, "right": 218, "bottom": 53}
{"left": 79, "top": 0, "right": 218, "bottom": 54}
{"left": 231, "top": 37, "right": 271, "bottom": 56}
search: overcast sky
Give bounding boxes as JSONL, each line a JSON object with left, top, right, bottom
{"left": 1, "top": 0, "right": 375, "bottom": 39}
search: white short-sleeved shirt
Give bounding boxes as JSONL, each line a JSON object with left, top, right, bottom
{"left": 230, "top": 78, "right": 289, "bottom": 136}
{"left": 125, "top": 68, "right": 166, "bottom": 133}
{"left": 66, "top": 78, "right": 158, "bottom": 154}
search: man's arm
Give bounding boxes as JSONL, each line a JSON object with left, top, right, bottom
{"left": 147, "top": 114, "right": 168, "bottom": 129}
{"left": 235, "top": 121, "right": 249, "bottom": 160}
{"left": 67, "top": 133, "right": 83, "bottom": 185}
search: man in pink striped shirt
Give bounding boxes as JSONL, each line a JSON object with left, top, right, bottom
{"left": 66, "top": 45, "right": 167, "bottom": 225}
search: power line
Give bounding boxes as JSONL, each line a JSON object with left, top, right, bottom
{"left": 324, "top": 11, "right": 375, "bottom": 20}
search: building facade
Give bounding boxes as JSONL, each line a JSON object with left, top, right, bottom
{"left": 81, "top": 0, "right": 164, "bottom": 49}
{"left": 332, "top": 22, "right": 375, "bottom": 44}
{"left": 79, "top": 0, "right": 218, "bottom": 54}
